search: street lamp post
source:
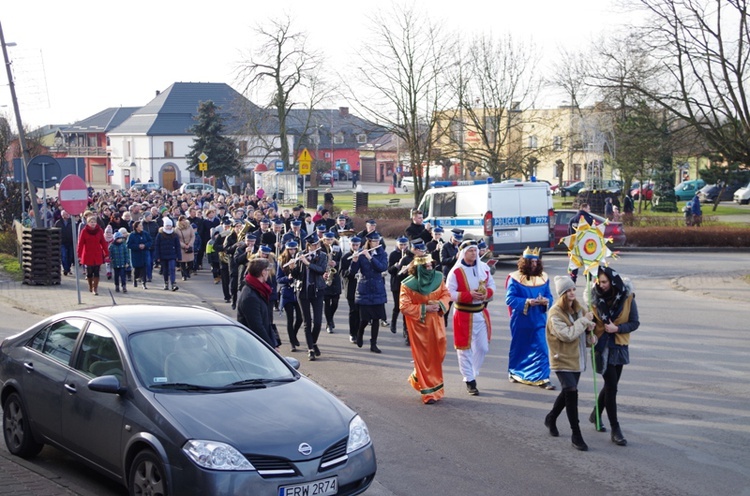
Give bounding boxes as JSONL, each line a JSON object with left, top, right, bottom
{"left": 1, "top": 21, "right": 40, "bottom": 225}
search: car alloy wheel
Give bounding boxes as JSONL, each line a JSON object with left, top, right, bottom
{"left": 129, "top": 450, "right": 168, "bottom": 496}
{"left": 3, "top": 392, "right": 44, "bottom": 458}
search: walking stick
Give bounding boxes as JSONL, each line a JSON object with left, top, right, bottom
{"left": 587, "top": 275, "right": 603, "bottom": 432}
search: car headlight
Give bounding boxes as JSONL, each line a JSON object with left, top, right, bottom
{"left": 183, "top": 440, "right": 255, "bottom": 471}
{"left": 346, "top": 415, "right": 371, "bottom": 454}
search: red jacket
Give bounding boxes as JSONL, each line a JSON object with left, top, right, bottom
{"left": 77, "top": 224, "right": 109, "bottom": 266}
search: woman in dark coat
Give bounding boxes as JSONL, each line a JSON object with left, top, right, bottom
{"left": 588, "top": 266, "right": 640, "bottom": 446}
{"left": 351, "top": 231, "right": 388, "bottom": 353}
{"left": 153, "top": 218, "right": 181, "bottom": 291}
{"left": 237, "top": 258, "right": 277, "bottom": 348}
{"left": 127, "top": 220, "right": 152, "bottom": 289}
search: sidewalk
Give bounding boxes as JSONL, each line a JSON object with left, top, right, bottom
{"left": 672, "top": 274, "right": 750, "bottom": 303}
{"left": 0, "top": 270, "right": 209, "bottom": 318}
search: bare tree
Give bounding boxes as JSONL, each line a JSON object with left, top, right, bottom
{"left": 235, "top": 15, "right": 329, "bottom": 185}
{"left": 344, "top": 4, "right": 455, "bottom": 203}
{"left": 615, "top": 0, "right": 750, "bottom": 165}
{"left": 450, "top": 34, "right": 542, "bottom": 182}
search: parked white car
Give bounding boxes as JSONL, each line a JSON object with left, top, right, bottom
{"left": 734, "top": 180, "right": 750, "bottom": 204}
{"left": 180, "top": 182, "right": 229, "bottom": 196}
{"left": 401, "top": 176, "right": 414, "bottom": 192}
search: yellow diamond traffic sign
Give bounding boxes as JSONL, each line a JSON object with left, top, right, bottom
{"left": 299, "top": 148, "right": 312, "bottom": 175}
{"left": 198, "top": 152, "right": 208, "bottom": 162}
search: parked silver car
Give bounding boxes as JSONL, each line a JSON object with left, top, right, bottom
{"left": 1, "top": 305, "right": 376, "bottom": 496}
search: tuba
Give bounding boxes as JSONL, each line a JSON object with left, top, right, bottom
{"left": 238, "top": 219, "right": 254, "bottom": 239}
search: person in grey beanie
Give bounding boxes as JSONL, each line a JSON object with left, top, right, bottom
{"left": 544, "top": 275, "right": 596, "bottom": 451}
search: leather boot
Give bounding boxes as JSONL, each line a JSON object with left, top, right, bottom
{"left": 565, "top": 390, "right": 588, "bottom": 451}
{"left": 370, "top": 325, "right": 380, "bottom": 353}
{"left": 545, "top": 392, "right": 566, "bottom": 437}
{"left": 92, "top": 277, "right": 99, "bottom": 295}
{"left": 610, "top": 424, "right": 627, "bottom": 446}
{"left": 589, "top": 408, "right": 607, "bottom": 432}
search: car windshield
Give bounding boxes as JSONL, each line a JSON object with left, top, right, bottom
{"left": 129, "top": 325, "right": 296, "bottom": 391}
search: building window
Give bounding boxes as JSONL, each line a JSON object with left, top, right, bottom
{"left": 333, "top": 133, "right": 344, "bottom": 145}
{"left": 527, "top": 135, "right": 538, "bottom": 149}
{"left": 553, "top": 136, "right": 563, "bottom": 151}
{"left": 126, "top": 141, "right": 132, "bottom": 158}
{"left": 573, "top": 164, "right": 582, "bottom": 181}
{"left": 356, "top": 133, "right": 367, "bottom": 144}
{"left": 450, "top": 119, "right": 462, "bottom": 143}
{"left": 164, "top": 141, "right": 174, "bottom": 158}
{"left": 238, "top": 140, "right": 248, "bottom": 154}
{"left": 324, "top": 152, "right": 331, "bottom": 159}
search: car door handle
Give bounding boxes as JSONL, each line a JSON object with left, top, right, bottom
{"left": 64, "top": 383, "right": 77, "bottom": 394}
{"left": 23, "top": 362, "right": 34, "bottom": 373}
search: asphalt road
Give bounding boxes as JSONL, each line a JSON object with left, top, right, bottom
{"left": 1, "top": 251, "right": 749, "bottom": 495}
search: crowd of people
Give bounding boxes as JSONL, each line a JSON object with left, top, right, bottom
{"left": 42, "top": 185, "right": 638, "bottom": 451}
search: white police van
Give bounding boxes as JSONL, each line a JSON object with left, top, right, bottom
{"left": 417, "top": 179, "right": 554, "bottom": 256}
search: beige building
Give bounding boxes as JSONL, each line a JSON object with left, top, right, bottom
{"left": 434, "top": 104, "right": 621, "bottom": 186}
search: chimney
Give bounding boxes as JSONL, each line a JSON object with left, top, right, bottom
{"left": 339, "top": 107, "right": 349, "bottom": 117}
{"left": 155, "top": 90, "right": 161, "bottom": 97}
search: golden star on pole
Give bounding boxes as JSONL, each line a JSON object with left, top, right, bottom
{"left": 559, "top": 217, "right": 617, "bottom": 276}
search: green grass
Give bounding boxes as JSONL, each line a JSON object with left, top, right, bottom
{"left": 0, "top": 253, "right": 23, "bottom": 281}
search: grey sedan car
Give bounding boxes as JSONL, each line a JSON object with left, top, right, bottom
{"left": 1, "top": 305, "right": 376, "bottom": 496}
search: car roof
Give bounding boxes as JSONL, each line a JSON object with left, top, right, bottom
{"left": 554, "top": 209, "right": 611, "bottom": 223}
{"left": 49, "top": 305, "right": 235, "bottom": 335}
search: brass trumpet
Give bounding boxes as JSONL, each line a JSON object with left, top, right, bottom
{"left": 324, "top": 266, "right": 337, "bottom": 286}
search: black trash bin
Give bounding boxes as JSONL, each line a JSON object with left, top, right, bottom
{"left": 354, "top": 191, "right": 369, "bottom": 215}
{"left": 306, "top": 188, "right": 318, "bottom": 211}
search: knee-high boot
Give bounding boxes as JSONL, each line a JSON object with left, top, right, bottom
{"left": 545, "top": 392, "right": 566, "bottom": 437}
{"left": 370, "top": 322, "right": 381, "bottom": 353}
{"left": 92, "top": 277, "right": 100, "bottom": 296}
{"left": 564, "top": 390, "right": 588, "bottom": 451}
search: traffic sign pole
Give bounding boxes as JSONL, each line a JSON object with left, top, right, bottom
{"left": 59, "top": 174, "right": 90, "bottom": 304}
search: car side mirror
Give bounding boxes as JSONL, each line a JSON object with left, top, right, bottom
{"left": 88, "top": 375, "right": 126, "bottom": 395}
{"left": 284, "top": 357, "right": 301, "bottom": 370}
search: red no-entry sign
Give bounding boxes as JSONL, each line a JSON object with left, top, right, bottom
{"left": 59, "top": 174, "right": 89, "bottom": 215}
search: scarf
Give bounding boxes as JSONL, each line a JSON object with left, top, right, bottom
{"left": 594, "top": 266, "right": 627, "bottom": 324}
{"left": 402, "top": 265, "right": 442, "bottom": 295}
{"left": 245, "top": 273, "right": 271, "bottom": 301}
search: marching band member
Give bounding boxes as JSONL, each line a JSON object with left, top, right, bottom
{"left": 277, "top": 241, "right": 303, "bottom": 352}
{"left": 322, "top": 232, "right": 343, "bottom": 334}
{"left": 425, "top": 225, "right": 444, "bottom": 272}
{"left": 282, "top": 219, "right": 307, "bottom": 250}
{"left": 291, "top": 233, "right": 328, "bottom": 361}
{"left": 387, "top": 237, "right": 413, "bottom": 338}
{"left": 340, "top": 235, "right": 362, "bottom": 343}
{"left": 352, "top": 231, "right": 389, "bottom": 353}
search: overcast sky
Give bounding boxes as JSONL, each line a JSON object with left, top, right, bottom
{"left": 1, "top": 0, "right": 629, "bottom": 130}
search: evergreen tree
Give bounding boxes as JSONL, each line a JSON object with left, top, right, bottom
{"left": 186, "top": 101, "right": 241, "bottom": 189}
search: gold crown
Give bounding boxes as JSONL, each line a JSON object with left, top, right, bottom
{"left": 522, "top": 246, "right": 541, "bottom": 259}
{"left": 413, "top": 256, "right": 432, "bottom": 265}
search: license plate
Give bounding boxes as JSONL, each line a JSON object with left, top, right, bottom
{"left": 279, "top": 476, "right": 338, "bottom": 496}
{"left": 495, "top": 229, "right": 518, "bottom": 238}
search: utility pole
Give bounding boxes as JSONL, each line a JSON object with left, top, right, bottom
{"left": 1, "top": 21, "right": 39, "bottom": 224}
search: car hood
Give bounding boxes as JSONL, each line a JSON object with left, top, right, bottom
{"left": 152, "top": 377, "right": 354, "bottom": 459}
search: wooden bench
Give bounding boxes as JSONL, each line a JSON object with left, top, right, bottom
{"left": 387, "top": 198, "right": 400, "bottom": 207}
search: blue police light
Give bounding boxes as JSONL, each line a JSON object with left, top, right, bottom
{"left": 431, "top": 179, "right": 494, "bottom": 188}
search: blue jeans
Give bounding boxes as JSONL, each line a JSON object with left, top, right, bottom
{"left": 114, "top": 267, "right": 127, "bottom": 289}
{"left": 162, "top": 259, "right": 176, "bottom": 284}
{"left": 60, "top": 244, "right": 73, "bottom": 274}
{"left": 145, "top": 250, "right": 154, "bottom": 281}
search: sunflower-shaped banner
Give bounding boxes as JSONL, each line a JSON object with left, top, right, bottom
{"left": 559, "top": 217, "right": 617, "bottom": 276}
